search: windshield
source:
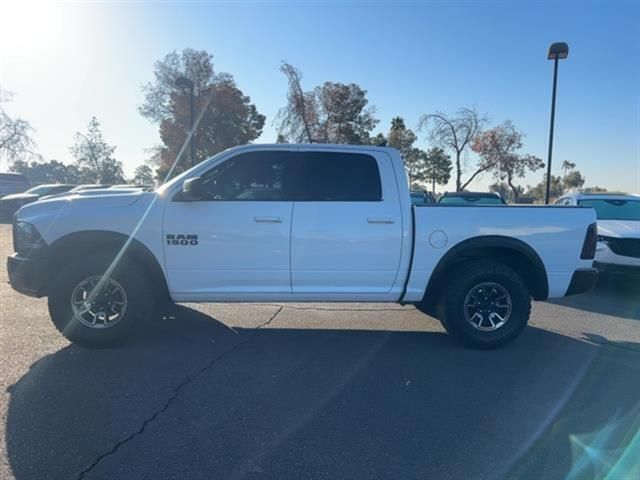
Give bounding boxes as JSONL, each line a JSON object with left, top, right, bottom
{"left": 439, "top": 195, "right": 505, "bottom": 205}
{"left": 24, "top": 185, "right": 57, "bottom": 196}
{"left": 578, "top": 198, "right": 640, "bottom": 221}
{"left": 156, "top": 151, "right": 227, "bottom": 194}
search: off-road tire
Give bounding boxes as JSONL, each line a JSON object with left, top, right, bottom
{"left": 436, "top": 260, "right": 531, "bottom": 349}
{"left": 48, "top": 256, "right": 155, "bottom": 348}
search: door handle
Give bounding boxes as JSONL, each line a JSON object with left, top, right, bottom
{"left": 367, "top": 217, "right": 395, "bottom": 224}
{"left": 254, "top": 216, "right": 283, "bottom": 223}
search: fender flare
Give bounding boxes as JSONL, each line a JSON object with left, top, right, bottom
{"left": 424, "top": 235, "right": 549, "bottom": 303}
{"left": 45, "top": 230, "right": 170, "bottom": 301}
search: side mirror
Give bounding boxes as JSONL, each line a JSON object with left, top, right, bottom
{"left": 181, "top": 177, "right": 205, "bottom": 201}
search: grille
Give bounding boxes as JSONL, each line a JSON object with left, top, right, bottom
{"left": 604, "top": 238, "right": 640, "bottom": 258}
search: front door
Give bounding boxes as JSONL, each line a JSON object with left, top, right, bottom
{"left": 163, "top": 150, "right": 295, "bottom": 300}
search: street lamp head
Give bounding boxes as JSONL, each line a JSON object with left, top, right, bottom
{"left": 174, "top": 76, "right": 194, "bottom": 90}
{"left": 547, "top": 42, "right": 569, "bottom": 60}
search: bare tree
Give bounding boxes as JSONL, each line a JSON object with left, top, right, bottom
{"left": 0, "top": 89, "right": 35, "bottom": 165}
{"left": 277, "top": 62, "right": 317, "bottom": 142}
{"left": 472, "top": 121, "right": 544, "bottom": 199}
{"left": 276, "top": 62, "right": 378, "bottom": 144}
{"left": 418, "top": 108, "right": 487, "bottom": 191}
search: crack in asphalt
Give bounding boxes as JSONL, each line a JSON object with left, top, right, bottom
{"left": 255, "top": 303, "right": 414, "bottom": 313}
{"left": 75, "top": 306, "right": 283, "bottom": 480}
{"left": 66, "top": 301, "right": 640, "bottom": 479}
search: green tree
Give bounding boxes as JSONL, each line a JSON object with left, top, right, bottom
{"left": 403, "top": 148, "right": 427, "bottom": 189}
{"left": 418, "top": 108, "right": 487, "bottom": 191}
{"left": 563, "top": 170, "right": 585, "bottom": 191}
{"left": 471, "top": 121, "right": 544, "bottom": 199}
{"left": 276, "top": 62, "right": 378, "bottom": 144}
{"left": 583, "top": 185, "right": 608, "bottom": 193}
{"left": 423, "top": 147, "right": 452, "bottom": 194}
{"left": 9, "top": 158, "right": 80, "bottom": 183}
{"left": 489, "top": 181, "right": 523, "bottom": 202}
{"left": 526, "top": 175, "right": 565, "bottom": 202}
{"left": 561, "top": 160, "right": 576, "bottom": 177}
{"left": 369, "top": 132, "right": 387, "bottom": 146}
{"left": 132, "top": 164, "right": 155, "bottom": 186}
{"left": 140, "top": 49, "right": 265, "bottom": 179}
{"left": 69, "top": 117, "right": 125, "bottom": 184}
{"left": 489, "top": 181, "right": 511, "bottom": 200}
{"left": 387, "top": 117, "right": 417, "bottom": 156}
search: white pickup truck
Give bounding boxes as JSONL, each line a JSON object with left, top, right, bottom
{"left": 7, "top": 144, "right": 599, "bottom": 349}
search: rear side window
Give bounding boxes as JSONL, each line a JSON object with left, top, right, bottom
{"left": 294, "top": 152, "right": 382, "bottom": 201}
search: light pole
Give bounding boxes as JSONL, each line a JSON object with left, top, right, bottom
{"left": 175, "top": 76, "right": 195, "bottom": 167}
{"left": 545, "top": 42, "right": 569, "bottom": 204}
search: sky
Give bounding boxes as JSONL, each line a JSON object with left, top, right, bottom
{"left": 1, "top": 0, "right": 638, "bottom": 192}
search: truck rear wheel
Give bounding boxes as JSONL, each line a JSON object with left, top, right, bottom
{"left": 48, "top": 257, "right": 155, "bottom": 348}
{"left": 437, "top": 260, "right": 531, "bottom": 349}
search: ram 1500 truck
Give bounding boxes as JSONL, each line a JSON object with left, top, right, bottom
{"left": 7, "top": 144, "right": 599, "bottom": 349}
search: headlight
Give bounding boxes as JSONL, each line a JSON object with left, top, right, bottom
{"left": 13, "top": 221, "right": 45, "bottom": 254}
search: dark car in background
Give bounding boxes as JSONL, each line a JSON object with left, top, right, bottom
{"left": 438, "top": 191, "right": 507, "bottom": 206}
{"left": 0, "top": 173, "right": 31, "bottom": 197}
{"left": 410, "top": 190, "right": 435, "bottom": 205}
{"left": 0, "top": 184, "right": 76, "bottom": 220}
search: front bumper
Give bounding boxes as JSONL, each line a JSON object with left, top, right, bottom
{"left": 7, "top": 254, "right": 48, "bottom": 297}
{"left": 595, "top": 241, "right": 640, "bottom": 268}
{"left": 564, "top": 268, "right": 599, "bottom": 296}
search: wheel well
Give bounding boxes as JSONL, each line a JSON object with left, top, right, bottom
{"left": 44, "top": 231, "right": 171, "bottom": 302}
{"left": 421, "top": 238, "right": 548, "bottom": 312}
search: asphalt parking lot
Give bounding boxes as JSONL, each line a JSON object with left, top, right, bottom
{"left": 1, "top": 223, "right": 639, "bottom": 480}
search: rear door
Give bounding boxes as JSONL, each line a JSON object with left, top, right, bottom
{"left": 290, "top": 149, "right": 403, "bottom": 297}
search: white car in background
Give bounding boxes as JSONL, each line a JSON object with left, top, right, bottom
{"left": 555, "top": 193, "right": 640, "bottom": 275}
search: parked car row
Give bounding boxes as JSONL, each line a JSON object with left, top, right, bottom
{"left": 410, "top": 190, "right": 506, "bottom": 206}
{"left": 0, "top": 173, "right": 31, "bottom": 197}
{"left": 555, "top": 193, "right": 640, "bottom": 276}
{"left": 0, "top": 181, "right": 152, "bottom": 221}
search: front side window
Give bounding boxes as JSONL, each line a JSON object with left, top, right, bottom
{"left": 294, "top": 152, "right": 382, "bottom": 201}
{"left": 578, "top": 198, "right": 640, "bottom": 221}
{"left": 199, "top": 151, "right": 293, "bottom": 201}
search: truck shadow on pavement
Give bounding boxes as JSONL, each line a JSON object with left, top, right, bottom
{"left": 549, "top": 275, "right": 640, "bottom": 321}
{"left": 6, "top": 305, "right": 640, "bottom": 480}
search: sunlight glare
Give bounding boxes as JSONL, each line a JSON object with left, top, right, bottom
{"left": 1, "top": 0, "right": 68, "bottom": 62}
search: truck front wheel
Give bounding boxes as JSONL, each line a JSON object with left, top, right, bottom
{"left": 437, "top": 260, "right": 531, "bottom": 349}
{"left": 48, "top": 257, "right": 155, "bottom": 348}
